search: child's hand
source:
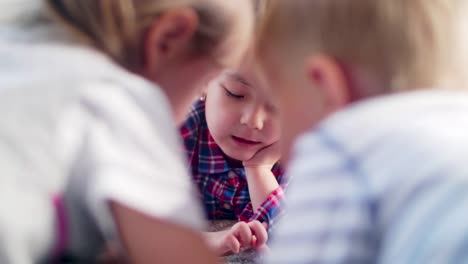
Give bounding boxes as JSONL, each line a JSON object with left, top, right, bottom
{"left": 216, "top": 221, "right": 268, "bottom": 255}
{"left": 243, "top": 141, "right": 281, "bottom": 169}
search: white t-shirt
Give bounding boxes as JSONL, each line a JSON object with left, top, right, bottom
{"left": 0, "top": 22, "right": 204, "bottom": 262}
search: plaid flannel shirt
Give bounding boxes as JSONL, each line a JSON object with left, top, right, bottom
{"left": 181, "top": 99, "right": 286, "bottom": 226}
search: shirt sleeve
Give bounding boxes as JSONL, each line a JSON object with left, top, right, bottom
{"left": 265, "top": 130, "right": 377, "bottom": 264}
{"left": 238, "top": 186, "right": 283, "bottom": 226}
{"left": 58, "top": 81, "right": 205, "bottom": 244}
{"left": 239, "top": 166, "right": 288, "bottom": 227}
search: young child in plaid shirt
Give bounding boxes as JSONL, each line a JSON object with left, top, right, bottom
{"left": 180, "top": 51, "right": 287, "bottom": 255}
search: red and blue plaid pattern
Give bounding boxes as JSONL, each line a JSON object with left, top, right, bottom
{"left": 181, "top": 100, "right": 286, "bottom": 226}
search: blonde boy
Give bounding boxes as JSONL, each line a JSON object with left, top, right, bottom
{"left": 256, "top": 0, "right": 468, "bottom": 263}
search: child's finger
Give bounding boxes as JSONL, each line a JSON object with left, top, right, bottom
{"left": 248, "top": 221, "right": 268, "bottom": 248}
{"left": 251, "top": 234, "right": 258, "bottom": 248}
{"left": 224, "top": 234, "right": 241, "bottom": 254}
{"left": 233, "top": 222, "right": 253, "bottom": 248}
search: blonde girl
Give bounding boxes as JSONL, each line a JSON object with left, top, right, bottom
{"left": 0, "top": 0, "right": 254, "bottom": 263}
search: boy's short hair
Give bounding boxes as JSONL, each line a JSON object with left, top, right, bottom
{"left": 258, "top": 0, "right": 467, "bottom": 93}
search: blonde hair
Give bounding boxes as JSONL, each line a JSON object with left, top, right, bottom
{"left": 46, "top": 0, "right": 251, "bottom": 70}
{"left": 258, "top": 0, "right": 466, "bottom": 93}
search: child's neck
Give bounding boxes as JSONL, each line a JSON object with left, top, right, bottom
{"left": 223, "top": 154, "right": 244, "bottom": 168}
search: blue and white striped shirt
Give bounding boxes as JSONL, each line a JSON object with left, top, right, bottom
{"left": 266, "top": 90, "right": 468, "bottom": 264}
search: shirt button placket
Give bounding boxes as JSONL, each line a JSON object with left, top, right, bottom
{"left": 227, "top": 171, "right": 238, "bottom": 186}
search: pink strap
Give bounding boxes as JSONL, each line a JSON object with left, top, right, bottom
{"left": 52, "top": 194, "right": 68, "bottom": 258}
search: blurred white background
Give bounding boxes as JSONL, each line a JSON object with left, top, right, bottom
{"left": 0, "top": 0, "right": 42, "bottom": 23}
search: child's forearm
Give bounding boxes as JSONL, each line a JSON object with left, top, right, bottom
{"left": 244, "top": 167, "right": 280, "bottom": 212}
{"left": 203, "top": 229, "right": 231, "bottom": 255}
{"left": 111, "top": 202, "right": 217, "bottom": 264}
{"left": 203, "top": 229, "right": 229, "bottom": 247}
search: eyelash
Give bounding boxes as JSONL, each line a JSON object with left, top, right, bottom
{"left": 223, "top": 86, "right": 244, "bottom": 99}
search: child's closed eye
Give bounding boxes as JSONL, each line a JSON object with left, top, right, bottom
{"left": 222, "top": 85, "right": 244, "bottom": 99}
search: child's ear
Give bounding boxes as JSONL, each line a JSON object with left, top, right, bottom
{"left": 143, "top": 8, "right": 199, "bottom": 74}
{"left": 304, "top": 55, "right": 351, "bottom": 113}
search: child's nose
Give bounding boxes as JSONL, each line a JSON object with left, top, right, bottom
{"left": 240, "top": 106, "right": 265, "bottom": 130}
